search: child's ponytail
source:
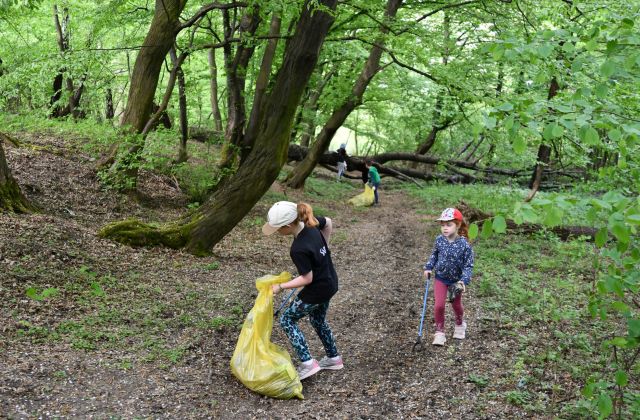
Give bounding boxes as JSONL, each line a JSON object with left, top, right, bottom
{"left": 297, "top": 202, "right": 318, "bottom": 228}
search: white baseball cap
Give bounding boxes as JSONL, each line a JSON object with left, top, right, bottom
{"left": 262, "top": 201, "right": 298, "bottom": 235}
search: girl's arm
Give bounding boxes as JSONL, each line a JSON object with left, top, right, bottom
{"left": 272, "top": 271, "right": 313, "bottom": 293}
{"left": 320, "top": 217, "right": 333, "bottom": 244}
{"left": 460, "top": 245, "right": 474, "bottom": 285}
{"left": 424, "top": 238, "right": 439, "bottom": 270}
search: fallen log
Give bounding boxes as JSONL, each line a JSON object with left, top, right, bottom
{"left": 457, "top": 201, "right": 597, "bottom": 241}
{"left": 288, "top": 144, "right": 472, "bottom": 184}
{"left": 287, "top": 144, "right": 582, "bottom": 187}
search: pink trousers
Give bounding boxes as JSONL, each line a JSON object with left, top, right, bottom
{"left": 433, "top": 279, "right": 464, "bottom": 332}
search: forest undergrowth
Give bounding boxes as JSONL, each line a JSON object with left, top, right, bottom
{"left": 0, "top": 122, "right": 637, "bottom": 418}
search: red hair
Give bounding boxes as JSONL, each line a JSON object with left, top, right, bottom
{"left": 297, "top": 202, "right": 318, "bottom": 228}
{"left": 455, "top": 219, "right": 469, "bottom": 239}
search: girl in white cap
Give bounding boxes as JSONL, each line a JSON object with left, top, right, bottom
{"left": 423, "top": 207, "right": 474, "bottom": 346}
{"left": 262, "top": 201, "right": 343, "bottom": 380}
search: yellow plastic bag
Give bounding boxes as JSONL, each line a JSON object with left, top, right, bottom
{"left": 348, "top": 184, "right": 375, "bottom": 207}
{"left": 230, "top": 272, "right": 304, "bottom": 400}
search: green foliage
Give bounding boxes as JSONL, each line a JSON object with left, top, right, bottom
{"left": 25, "top": 286, "right": 59, "bottom": 301}
{"left": 172, "top": 162, "right": 221, "bottom": 203}
{"left": 203, "top": 261, "right": 220, "bottom": 271}
{"left": 467, "top": 374, "right": 489, "bottom": 388}
{"left": 411, "top": 182, "right": 639, "bottom": 417}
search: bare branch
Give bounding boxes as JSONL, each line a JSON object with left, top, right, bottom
{"left": 178, "top": 2, "right": 248, "bottom": 31}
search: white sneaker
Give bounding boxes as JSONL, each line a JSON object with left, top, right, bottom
{"left": 432, "top": 332, "right": 446, "bottom": 346}
{"left": 318, "top": 355, "right": 344, "bottom": 370}
{"left": 453, "top": 322, "right": 467, "bottom": 339}
{"left": 297, "top": 359, "right": 320, "bottom": 380}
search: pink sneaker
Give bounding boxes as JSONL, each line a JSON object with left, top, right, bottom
{"left": 318, "top": 355, "right": 343, "bottom": 370}
{"left": 297, "top": 359, "right": 320, "bottom": 380}
{"left": 432, "top": 332, "right": 446, "bottom": 346}
{"left": 453, "top": 322, "right": 467, "bottom": 339}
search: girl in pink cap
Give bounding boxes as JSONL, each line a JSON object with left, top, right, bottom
{"left": 423, "top": 208, "right": 474, "bottom": 346}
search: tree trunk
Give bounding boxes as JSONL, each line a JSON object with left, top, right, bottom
{"left": 108, "top": 53, "right": 187, "bottom": 186}
{"left": 99, "top": 0, "right": 338, "bottom": 255}
{"left": 105, "top": 88, "right": 115, "bottom": 120}
{"left": 240, "top": 13, "right": 282, "bottom": 163}
{"left": 526, "top": 76, "right": 559, "bottom": 202}
{"left": 50, "top": 5, "right": 69, "bottom": 118}
{"left": 49, "top": 5, "right": 86, "bottom": 119}
{"left": 56, "top": 74, "right": 87, "bottom": 119}
{"left": 299, "top": 68, "right": 336, "bottom": 147}
{"left": 207, "top": 47, "right": 223, "bottom": 132}
{"left": 120, "top": 0, "right": 187, "bottom": 133}
{"left": 218, "top": 7, "right": 262, "bottom": 169}
{"left": 170, "top": 47, "right": 189, "bottom": 163}
{"left": 285, "top": 0, "right": 403, "bottom": 189}
{"left": 0, "top": 135, "right": 35, "bottom": 213}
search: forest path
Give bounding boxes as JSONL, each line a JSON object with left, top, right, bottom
{"left": 0, "top": 135, "right": 521, "bottom": 418}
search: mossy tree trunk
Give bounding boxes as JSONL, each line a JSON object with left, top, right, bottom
{"left": 100, "top": 0, "right": 338, "bottom": 255}
{"left": 285, "top": 0, "right": 403, "bottom": 189}
{"left": 120, "top": 0, "right": 186, "bottom": 133}
{"left": 0, "top": 138, "right": 35, "bottom": 213}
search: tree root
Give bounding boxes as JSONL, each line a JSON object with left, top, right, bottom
{"left": 97, "top": 218, "right": 192, "bottom": 249}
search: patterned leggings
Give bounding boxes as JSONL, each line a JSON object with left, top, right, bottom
{"left": 279, "top": 297, "right": 339, "bottom": 362}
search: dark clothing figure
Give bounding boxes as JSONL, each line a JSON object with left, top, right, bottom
{"left": 336, "top": 146, "right": 348, "bottom": 180}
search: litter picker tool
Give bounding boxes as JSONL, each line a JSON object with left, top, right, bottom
{"left": 274, "top": 288, "right": 298, "bottom": 317}
{"left": 412, "top": 272, "right": 431, "bottom": 352}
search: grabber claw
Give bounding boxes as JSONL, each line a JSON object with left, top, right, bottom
{"left": 412, "top": 337, "right": 425, "bottom": 352}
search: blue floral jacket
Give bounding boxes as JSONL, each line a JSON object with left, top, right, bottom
{"left": 424, "top": 235, "right": 474, "bottom": 285}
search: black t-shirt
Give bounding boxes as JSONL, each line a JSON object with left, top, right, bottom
{"left": 290, "top": 216, "right": 339, "bottom": 304}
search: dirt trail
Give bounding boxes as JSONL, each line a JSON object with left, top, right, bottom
{"left": 0, "top": 136, "right": 523, "bottom": 418}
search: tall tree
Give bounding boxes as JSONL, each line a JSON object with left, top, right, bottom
{"left": 240, "top": 12, "right": 282, "bottom": 163}
{"left": 119, "top": 0, "right": 188, "bottom": 133}
{"left": 284, "top": 0, "right": 403, "bottom": 189}
{"left": 217, "top": 6, "right": 262, "bottom": 169}
{"left": 170, "top": 47, "right": 189, "bottom": 163}
{"left": 207, "top": 47, "right": 223, "bottom": 132}
{"left": 100, "top": 0, "right": 339, "bottom": 255}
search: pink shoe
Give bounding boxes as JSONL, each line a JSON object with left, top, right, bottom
{"left": 318, "top": 355, "right": 344, "bottom": 370}
{"left": 453, "top": 322, "right": 467, "bottom": 339}
{"left": 297, "top": 359, "right": 320, "bottom": 380}
{"left": 432, "top": 332, "right": 446, "bottom": 346}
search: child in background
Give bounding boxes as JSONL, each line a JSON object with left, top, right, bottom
{"left": 423, "top": 208, "right": 474, "bottom": 346}
{"left": 337, "top": 144, "right": 348, "bottom": 181}
{"left": 365, "top": 160, "right": 381, "bottom": 205}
